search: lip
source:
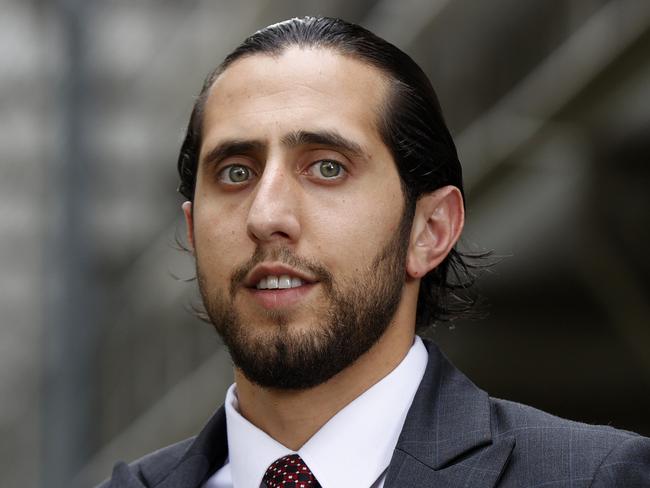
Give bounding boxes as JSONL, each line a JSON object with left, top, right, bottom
{"left": 241, "top": 262, "right": 320, "bottom": 310}
{"left": 245, "top": 283, "right": 318, "bottom": 310}
{"left": 244, "top": 263, "right": 318, "bottom": 289}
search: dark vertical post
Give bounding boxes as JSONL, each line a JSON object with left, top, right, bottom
{"left": 42, "top": 0, "right": 98, "bottom": 486}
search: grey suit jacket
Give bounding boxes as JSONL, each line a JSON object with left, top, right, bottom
{"left": 99, "top": 340, "right": 650, "bottom": 487}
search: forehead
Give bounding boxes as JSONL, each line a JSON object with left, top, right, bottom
{"left": 200, "top": 47, "right": 390, "bottom": 155}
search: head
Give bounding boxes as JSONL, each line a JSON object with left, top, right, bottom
{"left": 178, "top": 17, "right": 475, "bottom": 389}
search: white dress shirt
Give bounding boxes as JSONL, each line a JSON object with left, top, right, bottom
{"left": 203, "top": 336, "right": 428, "bottom": 488}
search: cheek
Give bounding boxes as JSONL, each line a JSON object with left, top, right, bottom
{"left": 193, "top": 202, "right": 251, "bottom": 285}
{"left": 304, "top": 183, "right": 404, "bottom": 274}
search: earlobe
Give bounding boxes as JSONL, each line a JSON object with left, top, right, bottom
{"left": 406, "top": 186, "right": 464, "bottom": 279}
{"left": 182, "top": 201, "right": 195, "bottom": 252}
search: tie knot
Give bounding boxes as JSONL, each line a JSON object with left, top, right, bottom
{"left": 263, "top": 454, "right": 321, "bottom": 488}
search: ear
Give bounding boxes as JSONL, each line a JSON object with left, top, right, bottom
{"left": 406, "top": 185, "right": 464, "bottom": 279}
{"left": 181, "top": 201, "right": 195, "bottom": 253}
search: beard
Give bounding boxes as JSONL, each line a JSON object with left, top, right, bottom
{"left": 196, "top": 213, "right": 412, "bottom": 390}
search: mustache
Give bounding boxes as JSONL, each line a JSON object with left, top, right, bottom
{"left": 229, "top": 246, "right": 333, "bottom": 298}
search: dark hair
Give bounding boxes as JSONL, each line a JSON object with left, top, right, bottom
{"left": 177, "top": 16, "right": 486, "bottom": 330}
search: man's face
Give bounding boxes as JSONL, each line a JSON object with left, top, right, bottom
{"left": 189, "top": 47, "right": 411, "bottom": 389}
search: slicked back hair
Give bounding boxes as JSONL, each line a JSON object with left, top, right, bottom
{"left": 178, "top": 16, "right": 483, "bottom": 331}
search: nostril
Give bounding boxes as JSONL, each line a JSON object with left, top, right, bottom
{"left": 246, "top": 214, "right": 299, "bottom": 243}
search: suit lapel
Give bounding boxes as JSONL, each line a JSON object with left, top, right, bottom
{"left": 107, "top": 462, "right": 147, "bottom": 488}
{"left": 154, "top": 455, "right": 212, "bottom": 488}
{"left": 384, "top": 340, "right": 515, "bottom": 488}
{"left": 128, "top": 407, "right": 228, "bottom": 488}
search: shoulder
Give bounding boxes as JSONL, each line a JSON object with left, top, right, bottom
{"left": 95, "top": 437, "right": 196, "bottom": 488}
{"left": 96, "top": 405, "right": 227, "bottom": 487}
{"left": 490, "top": 397, "right": 650, "bottom": 486}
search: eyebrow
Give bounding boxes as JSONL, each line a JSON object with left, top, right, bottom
{"left": 281, "top": 130, "right": 365, "bottom": 157}
{"left": 201, "top": 129, "right": 365, "bottom": 167}
{"left": 201, "top": 140, "right": 265, "bottom": 168}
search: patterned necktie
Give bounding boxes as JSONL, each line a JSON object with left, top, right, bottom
{"left": 263, "top": 454, "right": 322, "bottom": 488}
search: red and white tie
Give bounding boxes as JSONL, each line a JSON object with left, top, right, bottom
{"left": 263, "top": 454, "right": 322, "bottom": 488}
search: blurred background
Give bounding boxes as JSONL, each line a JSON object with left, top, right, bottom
{"left": 1, "top": 0, "right": 649, "bottom": 486}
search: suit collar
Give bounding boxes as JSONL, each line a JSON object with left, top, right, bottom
{"left": 384, "top": 339, "right": 515, "bottom": 487}
{"left": 110, "top": 407, "right": 228, "bottom": 488}
{"left": 396, "top": 339, "right": 493, "bottom": 468}
{"left": 157, "top": 406, "right": 228, "bottom": 488}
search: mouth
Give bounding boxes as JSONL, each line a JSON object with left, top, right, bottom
{"left": 243, "top": 263, "right": 319, "bottom": 309}
{"left": 254, "top": 275, "right": 305, "bottom": 290}
{"left": 244, "top": 263, "right": 318, "bottom": 289}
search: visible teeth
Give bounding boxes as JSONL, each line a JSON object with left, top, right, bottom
{"left": 267, "top": 276, "right": 279, "bottom": 289}
{"left": 255, "top": 275, "right": 306, "bottom": 290}
{"left": 256, "top": 277, "right": 268, "bottom": 290}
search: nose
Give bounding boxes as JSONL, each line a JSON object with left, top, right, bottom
{"left": 246, "top": 161, "right": 301, "bottom": 244}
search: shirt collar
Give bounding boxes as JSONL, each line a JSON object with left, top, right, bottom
{"left": 225, "top": 336, "right": 428, "bottom": 488}
{"left": 224, "top": 385, "right": 289, "bottom": 488}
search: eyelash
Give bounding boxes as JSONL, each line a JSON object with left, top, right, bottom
{"left": 306, "top": 160, "right": 347, "bottom": 180}
{"left": 216, "top": 160, "right": 348, "bottom": 185}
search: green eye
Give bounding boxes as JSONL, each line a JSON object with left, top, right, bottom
{"left": 226, "top": 165, "right": 250, "bottom": 183}
{"left": 318, "top": 160, "right": 342, "bottom": 178}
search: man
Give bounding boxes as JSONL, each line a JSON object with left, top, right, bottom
{"left": 100, "top": 17, "right": 650, "bottom": 488}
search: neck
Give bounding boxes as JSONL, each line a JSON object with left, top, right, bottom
{"left": 234, "top": 313, "right": 415, "bottom": 451}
